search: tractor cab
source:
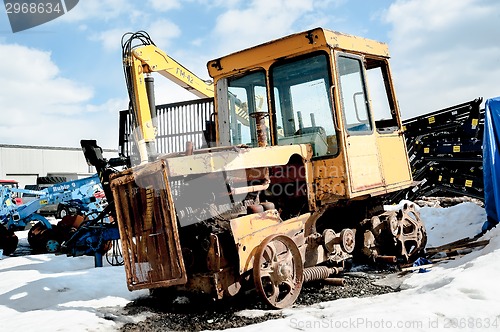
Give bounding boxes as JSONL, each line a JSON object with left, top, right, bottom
{"left": 0, "top": 179, "right": 22, "bottom": 205}
{"left": 208, "top": 27, "right": 413, "bottom": 202}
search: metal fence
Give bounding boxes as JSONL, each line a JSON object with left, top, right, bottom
{"left": 119, "top": 98, "right": 215, "bottom": 159}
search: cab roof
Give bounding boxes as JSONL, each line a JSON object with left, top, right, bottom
{"left": 207, "top": 27, "right": 390, "bottom": 78}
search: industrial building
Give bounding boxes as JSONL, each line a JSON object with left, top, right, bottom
{"left": 0, "top": 144, "right": 117, "bottom": 189}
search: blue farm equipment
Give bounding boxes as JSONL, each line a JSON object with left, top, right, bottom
{"left": 64, "top": 140, "right": 133, "bottom": 267}
{"left": 58, "top": 209, "right": 122, "bottom": 267}
{"left": 0, "top": 174, "right": 106, "bottom": 255}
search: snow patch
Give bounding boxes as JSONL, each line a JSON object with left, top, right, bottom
{"left": 1, "top": 203, "right": 498, "bottom": 331}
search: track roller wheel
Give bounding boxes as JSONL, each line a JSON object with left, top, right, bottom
{"left": 0, "top": 224, "right": 18, "bottom": 256}
{"left": 253, "top": 234, "right": 303, "bottom": 309}
{"left": 339, "top": 229, "right": 355, "bottom": 254}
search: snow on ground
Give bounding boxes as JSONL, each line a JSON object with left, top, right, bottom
{"left": 0, "top": 232, "right": 149, "bottom": 332}
{"left": 420, "top": 202, "right": 487, "bottom": 247}
{"left": 1, "top": 202, "right": 499, "bottom": 332}
{"left": 233, "top": 203, "right": 499, "bottom": 332}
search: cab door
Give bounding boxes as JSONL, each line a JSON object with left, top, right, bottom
{"left": 336, "top": 53, "right": 384, "bottom": 193}
{"left": 365, "top": 57, "right": 412, "bottom": 187}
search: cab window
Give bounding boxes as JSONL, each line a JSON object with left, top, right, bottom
{"left": 271, "top": 54, "right": 337, "bottom": 157}
{"left": 227, "top": 71, "right": 269, "bottom": 146}
{"left": 365, "top": 57, "right": 400, "bottom": 134}
{"left": 337, "top": 54, "right": 372, "bottom": 134}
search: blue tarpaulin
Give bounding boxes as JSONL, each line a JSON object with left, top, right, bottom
{"left": 483, "top": 96, "right": 500, "bottom": 231}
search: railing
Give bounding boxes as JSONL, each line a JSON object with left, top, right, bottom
{"left": 119, "top": 98, "right": 215, "bottom": 162}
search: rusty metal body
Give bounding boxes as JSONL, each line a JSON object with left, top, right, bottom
{"left": 113, "top": 28, "right": 427, "bottom": 308}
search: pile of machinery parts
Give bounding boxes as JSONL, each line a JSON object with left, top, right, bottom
{"left": 390, "top": 98, "right": 484, "bottom": 203}
{"left": 425, "top": 236, "right": 489, "bottom": 260}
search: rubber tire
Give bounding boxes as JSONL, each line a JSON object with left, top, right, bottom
{"left": 27, "top": 222, "right": 61, "bottom": 253}
{"left": 57, "top": 204, "right": 70, "bottom": 219}
{"left": 0, "top": 224, "right": 18, "bottom": 256}
{"left": 27, "top": 222, "right": 45, "bottom": 247}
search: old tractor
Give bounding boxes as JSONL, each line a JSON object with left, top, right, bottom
{"left": 89, "top": 27, "right": 426, "bottom": 308}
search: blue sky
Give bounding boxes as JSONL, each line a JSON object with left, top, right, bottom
{"left": 0, "top": 0, "right": 499, "bottom": 149}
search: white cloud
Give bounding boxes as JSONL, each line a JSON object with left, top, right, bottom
{"left": 0, "top": 43, "right": 120, "bottom": 149}
{"left": 213, "top": 0, "right": 315, "bottom": 55}
{"left": 384, "top": 0, "right": 500, "bottom": 118}
{"left": 313, "top": 0, "right": 346, "bottom": 10}
{"left": 147, "top": 0, "right": 181, "bottom": 11}
{"left": 152, "top": 77, "right": 206, "bottom": 105}
{"left": 211, "top": 0, "right": 348, "bottom": 56}
{"left": 91, "top": 17, "right": 181, "bottom": 53}
{"left": 191, "top": 38, "right": 204, "bottom": 47}
{"left": 191, "top": 0, "right": 244, "bottom": 9}
{"left": 0, "top": 44, "right": 92, "bottom": 113}
{"left": 86, "top": 97, "right": 127, "bottom": 114}
{"left": 61, "top": 0, "right": 134, "bottom": 22}
{"left": 146, "top": 19, "right": 182, "bottom": 48}
{"left": 92, "top": 28, "right": 128, "bottom": 52}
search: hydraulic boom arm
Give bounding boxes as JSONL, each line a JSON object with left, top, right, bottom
{"left": 131, "top": 45, "right": 214, "bottom": 99}
{"left": 122, "top": 32, "right": 214, "bottom": 163}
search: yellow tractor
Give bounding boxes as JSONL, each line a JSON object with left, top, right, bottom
{"left": 95, "top": 27, "right": 426, "bottom": 308}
